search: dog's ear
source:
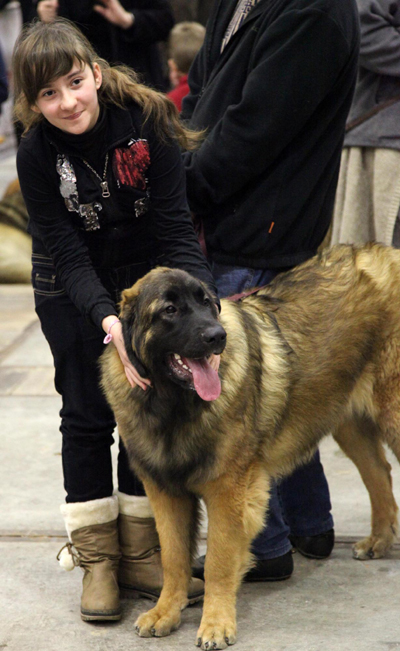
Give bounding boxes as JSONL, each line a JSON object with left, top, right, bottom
{"left": 119, "top": 282, "right": 149, "bottom": 378}
{"left": 119, "top": 279, "right": 145, "bottom": 314}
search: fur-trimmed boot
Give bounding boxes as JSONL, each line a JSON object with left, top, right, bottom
{"left": 57, "top": 495, "right": 122, "bottom": 622}
{"left": 117, "top": 491, "right": 204, "bottom": 604}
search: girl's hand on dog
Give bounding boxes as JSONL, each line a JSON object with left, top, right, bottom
{"left": 102, "top": 317, "right": 152, "bottom": 391}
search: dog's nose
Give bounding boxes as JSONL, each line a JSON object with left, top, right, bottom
{"left": 201, "top": 325, "right": 227, "bottom": 347}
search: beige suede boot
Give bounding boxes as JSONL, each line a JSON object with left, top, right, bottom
{"left": 58, "top": 496, "right": 122, "bottom": 622}
{"left": 117, "top": 491, "right": 204, "bottom": 604}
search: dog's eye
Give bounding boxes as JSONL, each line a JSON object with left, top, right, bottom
{"left": 203, "top": 297, "right": 211, "bottom": 306}
{"left": 165, "top": 305, "right": 177, "bottom": 314}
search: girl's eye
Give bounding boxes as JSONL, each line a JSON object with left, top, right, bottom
{"left": 42, "top": 89, "right": 54, "bottom": 98}
{"left": 72, "top": 78, "right": 82, "bottom": 87}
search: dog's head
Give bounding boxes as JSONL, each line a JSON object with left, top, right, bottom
{"left": 119, "top": 267, "right": 226, "bottom": 401}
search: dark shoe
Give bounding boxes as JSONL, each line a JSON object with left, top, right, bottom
{"left": 192, "top": 550, "right": 293, "bottom": 583}
{"left": 289, "top": 528, "right": 334, "bottom": 559}
{"left": 245, "top": 550, "right": 293, "bottom": 582}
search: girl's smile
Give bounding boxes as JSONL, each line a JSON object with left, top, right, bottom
{"left": 32, "top": 62, "right": 102, "bottom": 134}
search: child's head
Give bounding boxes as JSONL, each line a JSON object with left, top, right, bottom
{"left": 13, "top": 18, "right": 204, "bottom": 150}
{"left": 13, "top": 18, "right": 103, "bottom": 132}
{"left": 168, "top": 22, "right": 206, "bottom": 83}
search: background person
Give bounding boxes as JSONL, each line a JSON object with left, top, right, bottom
{"left": 167, "top": 21, "right": 205, "bottom": 111}
{"left": 36, "top": 0, "right": 175, "bottom": 90}
{"left": 184, "top": 0, "right": 360, "bottom": 581}
{"left": 331, "top": 0, "right": 400, "bottom": 248}
{"left": 13, "top": 17, "right": 217, "bottom": 622}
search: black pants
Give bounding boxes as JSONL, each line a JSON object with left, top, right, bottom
{"left": 32, "top": 254, "right": 151, "bottom": 503}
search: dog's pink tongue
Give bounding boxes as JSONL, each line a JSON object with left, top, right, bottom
{"left": 184, "top": 357, "right": 221, "bottom": 401}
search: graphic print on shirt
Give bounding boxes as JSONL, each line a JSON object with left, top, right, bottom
{"left": 112, "top": 139, "right": 151, "bottom": 218}
{"left": 56, "top": 154, "right": 102, "bottom": 231}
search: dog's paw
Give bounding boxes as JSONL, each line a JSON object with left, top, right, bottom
{"left": 196, "top": 619, "right": 237, "bottom": 649}
{"left": 352, "top": 533, "right": 393, "bottom": 560}
{"left": 135, "top": 605, "right": 181, "bottom": 638}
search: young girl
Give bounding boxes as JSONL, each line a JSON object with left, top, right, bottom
{"left": 13, "top": 18, "right": 217, "bottom": 622}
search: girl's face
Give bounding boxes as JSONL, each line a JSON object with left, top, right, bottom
{"left": 32, "top": 62, "right": 102, "bottom": 134}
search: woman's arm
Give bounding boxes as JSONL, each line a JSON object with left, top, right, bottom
{"left": 358, "top": 0, "right": 400, "bottom": 76}
{"left": 94, "top": 0, "right": 174, "bottom": 44}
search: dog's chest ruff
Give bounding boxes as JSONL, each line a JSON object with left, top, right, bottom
{"left": 129, "top": 401, "right": 218, "bottom": 492}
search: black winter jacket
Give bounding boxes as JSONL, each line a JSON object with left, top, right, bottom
{"left": 17, "top": 104, "right": 217, "bottom": 329}
{"left": 182, "top": 0, "right": 360, "bottom": 270}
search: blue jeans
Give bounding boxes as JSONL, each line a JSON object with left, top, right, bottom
{"left": 211, "top": 261, "right": 334, "bottom": 559}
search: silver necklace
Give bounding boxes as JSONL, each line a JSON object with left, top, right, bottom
{"left": 82, "top": 153, "right": 110, "bottom": 198}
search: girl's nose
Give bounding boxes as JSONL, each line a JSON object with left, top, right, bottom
{"left": 60, "top": 90, "right": 77, "bottom": 111}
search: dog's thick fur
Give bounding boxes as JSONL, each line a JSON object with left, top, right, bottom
{"left": 0, "top": 179, "right": 31, "bottom": 283}
{"left": 101, "top": 243, "right": 400, "bottom": 649}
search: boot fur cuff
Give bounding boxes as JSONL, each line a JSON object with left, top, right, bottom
{"left": 116, "top": 491, "right": 154, "bottom": 518}
{"left": 60, "top": 495, "right": 118, "bottom": 539}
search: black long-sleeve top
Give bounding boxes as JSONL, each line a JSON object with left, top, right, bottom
{"left": 17, "top": 103, "right": 218, "bottom": 328}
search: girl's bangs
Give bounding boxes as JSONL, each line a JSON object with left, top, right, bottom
{"left": 25, "top": 41, "right": 89, "bottom": 104}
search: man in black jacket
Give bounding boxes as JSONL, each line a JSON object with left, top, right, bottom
{"left": 185, "top": 0, "right": 360, "bottom": 580}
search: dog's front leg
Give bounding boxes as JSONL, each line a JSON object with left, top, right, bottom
{"left": 134, "top": 478, "right": 199, "bottom": 638}
{"left": 197, "top": 464, "right": 270, "bottom": 650}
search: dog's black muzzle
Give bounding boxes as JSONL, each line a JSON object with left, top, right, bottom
{"left": 201, "top": 324, "right": 227, "bottom": 355}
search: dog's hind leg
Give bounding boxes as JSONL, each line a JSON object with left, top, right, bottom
{"left": 333, "top": 416, "right": 398, "bottom": 560}
{"left": 134, "top": 479, "right": 200, "bottom": 638}
{"left": 196, "top": 463, "right": 269, "bottom": 650}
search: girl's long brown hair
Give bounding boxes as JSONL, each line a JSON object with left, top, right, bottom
{"left": 12, "top": 18, "right": 203, "bottom": 149}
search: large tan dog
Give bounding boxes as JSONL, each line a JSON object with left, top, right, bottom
{"left": 101, "top": 243, "right": 400, "bottom": 649}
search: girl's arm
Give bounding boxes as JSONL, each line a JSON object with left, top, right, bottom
{"left": 17, "top": 142, "right": 116, "bottom": 329}
{"left": 18, "top": 143, "right": 152, "bottom": 389}
{"left": 143, "top": 125, "right": 219, "bottom": 306}
{"left": 102, "top": 316, "right": 151, "bottom": 390}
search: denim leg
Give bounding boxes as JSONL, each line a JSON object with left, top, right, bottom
{"left": 251, "top": 482, "right": 292, "bottom": 559}
{"left": 210, "top": 261, "right": 333, "bottom": 557}
{"left": 210, "top": 261, "right": 277, "bottom": 298}
{"left": 211, "top": 262, "right": 291, "bottom": 558}
{"left": 278, "top": 450, "right": 334, "bottom": 536}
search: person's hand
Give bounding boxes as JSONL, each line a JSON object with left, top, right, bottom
{"left": 37, "top": 0, "right": 59, "bottom": 23}
{"left": 102, "top": 318, "right": 151, "bottom": 391}
{"left": 93, "top": 0, "right": 135, "bottom": 29}
{"left": 209, "top": 354, "right": 221, "bottom": 373}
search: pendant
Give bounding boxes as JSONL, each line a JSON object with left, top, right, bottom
{"left": 101, "top": 181, "right": 110, "bottom": 198}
